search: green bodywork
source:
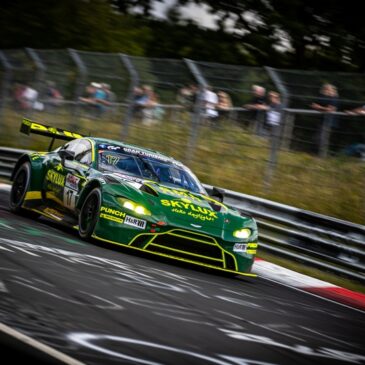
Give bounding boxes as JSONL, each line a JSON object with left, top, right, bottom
{"left": 13, "top": 135, "right": 258, "bottom": 276}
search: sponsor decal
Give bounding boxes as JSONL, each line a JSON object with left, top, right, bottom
{"left": 44, "top": 207, "right": 64, "bottom": 220}
{"left": 65, "top": 174, "right": 80, "bottom": 190}
{"left": 30, "top": 152, "right": 46, "bottom": 161}
{"left": 23, "top": 119, "right": 83, "bottom": 139}
{"left": 100, "top": 213, "right": 124, "bottom": 223}
{"left": 101, "top": 144, "right": 121, "bottom": 151}
{"left": 158, "top": 186, "right": 201, "bottom": 202}
{"left": 100, "top": 206, "right": 126, "bottom": 218}
{"left": 124, "top": 215, "right": 146, "bottom": 229}
{"left": 160, "top": 199, "right": 218, "bottom": 220}
{"left": 46, "top": 169, "right": 65, "bottom": 186}
{"left": 233, "top": 243, "right": 247, "bottom": 253}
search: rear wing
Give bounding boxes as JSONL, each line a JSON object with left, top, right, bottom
{"left": 20, "top": 118, "right": 84, "bottom": 150}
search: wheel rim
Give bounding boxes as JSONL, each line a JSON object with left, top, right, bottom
{"left": 80, "top": 194, "right": 98, "bottom": 232}
{"left": 11, "top": 169, "right": 27, "bottom": 206}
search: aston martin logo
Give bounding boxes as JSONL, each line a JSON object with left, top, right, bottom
{"left": 190, "top": 224, "right": 202, "bottom": 228}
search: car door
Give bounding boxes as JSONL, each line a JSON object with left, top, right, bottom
{"left": 62, "top": 139, "right": 92, "bottom": 211}
{"left": 44, "top": 139, "right": 92, "bottom": 212}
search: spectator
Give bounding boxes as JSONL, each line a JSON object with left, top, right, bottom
{"left": 177, "top": 84, "right": 198, "bottom": 115}
{"left": 244, "top": 85, "right": 267, "bottom": 110}
{"left": 310, "top": 83, "right": 339, "bottom": 156}
{"left": 79, "top": 82, "right": 98, "bottom": 105}
{"left": 131, "top": 86, "right": 147, "bottom": 119}
{"left": 177, "top": 86, "right": 193, "bottom": 107}
{"left": 13, "top": 83, "right": 28, "bottom": 110}
{"left": 141, "top": 85, "right": 159, "bottom": 126}
{"left": 203, "top": 86, "right": 219, "bottom": 126}
{"left": 217, "top": 91, "right": 233, "bottom": 120}
{"left": 310, "top": 83, "right": 339, "bottom": 114}
{"left": 44, "top": 80, "right": 63, "bottom": 110}
{"left": 79, "top": 82, "right": 108, "bottom": 116}
{"left": 264, "top": 91, "right": 283, "bottom": 135}
{"left": 244, "top": 84, "right": 268, "bottom": 134}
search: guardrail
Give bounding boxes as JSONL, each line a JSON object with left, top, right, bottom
{"left": 1, "top": 147, "right": 364, "bottom": 284}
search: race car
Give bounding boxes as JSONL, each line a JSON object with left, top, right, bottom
{"left": 9, "top": 118, "right": 258, "bottom": 276}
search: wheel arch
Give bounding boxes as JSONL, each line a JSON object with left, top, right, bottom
{"left": 11, "top": 153, "right": 47, "bottom": 192}
{"left": 77, "top": 180, "right": 103, "bottom": 210}
{"left": 10, "top": 154, "right": 31, "bottom": 181}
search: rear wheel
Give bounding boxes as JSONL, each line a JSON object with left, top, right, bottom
{"left": 9, "top": 162, "right": 31, "bottom": 213}
{"left": 78, "top": 188, "right": 101, "bottom": 239}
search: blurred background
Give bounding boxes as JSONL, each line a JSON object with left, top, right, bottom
{"left": 0, "top": 0, "right": 364, "bottom": 224}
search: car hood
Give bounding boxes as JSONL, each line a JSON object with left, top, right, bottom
{"left": 102, "top": 173, "right": 253, "bottom": 237}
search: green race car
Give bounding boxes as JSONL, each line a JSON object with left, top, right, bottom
{"left": 10, "top": 119, "right": 258, "bottom": 276}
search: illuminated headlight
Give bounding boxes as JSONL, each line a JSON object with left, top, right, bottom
{"left": 118, "top": 198, "right": 151, "bottom": 216}
{"left": 233, "top": 228, "right": 251, "bottom": 239}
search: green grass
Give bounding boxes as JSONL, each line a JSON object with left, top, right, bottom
{"left": 1, "top": 107, "right": 364, "bottom": 225}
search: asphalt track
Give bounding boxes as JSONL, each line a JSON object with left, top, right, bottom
{"left": 0, "top": 187, "right": 364, "bottom": 365}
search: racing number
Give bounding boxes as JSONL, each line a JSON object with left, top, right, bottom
{"left": 63, "top": 187, "right": 76, "bottom": 209}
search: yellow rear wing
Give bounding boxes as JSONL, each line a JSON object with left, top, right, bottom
{"left": 20, "top": 118, "right": 84, "bottom": 150}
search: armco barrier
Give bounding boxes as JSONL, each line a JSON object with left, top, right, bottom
{"left": 1, "top": 147, "right": 365, "bottom": 284}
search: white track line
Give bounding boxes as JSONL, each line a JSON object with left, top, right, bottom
{"left": 0, "top": 322, "right": 85, "bottom": 365}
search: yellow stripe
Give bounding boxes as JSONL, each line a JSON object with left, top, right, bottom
{"left": 25, "top": 191, "right": 42, "bottom": 200}
{"left": 45, "top": 192, "right": 64, "bottom": 206}
{"left": 92, "top": 234, "right": 256, "bottom": 277}
{"left": 146, "top": 242, "right": 224, "bottom": 262}
{"left": 246, "top": 249, "right": 257, "bottom": 255}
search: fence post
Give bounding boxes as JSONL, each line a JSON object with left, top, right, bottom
{"left": 183, "top": 58, "right": 207, "bottom": 162}
{"left": 264, "top": 66, "right": 290, "bottom": 189}
{"left": 68, "top": 48, "right": 88, "bottom": 130}
{"left": 0, "top": 51, "right": 13, "bottom": 131}
{"left": 281, "top": 112, "right": 295, "bottom": 150}
{"left": 119, "top": 54, "right": 139, "bottom": 140}
{"left": 319, "top": 114, "right": 332, "bottom": 158}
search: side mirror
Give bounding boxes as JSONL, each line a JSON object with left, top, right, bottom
{"left": 59, "top": 149, "right": 75, "bottom": 161}
{"left": 210, "top": 187, "right": 225, "bottom": 203}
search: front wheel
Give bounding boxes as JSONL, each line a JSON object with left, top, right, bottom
{"left": 78, "top": 188, "right": 101, "bottom": 239}
{"left": 9, "top": 162, "right": 31, "bottom": 213}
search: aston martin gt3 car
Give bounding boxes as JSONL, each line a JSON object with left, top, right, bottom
{"left": 10, "top": 119, "right": 258, "bottom": 276}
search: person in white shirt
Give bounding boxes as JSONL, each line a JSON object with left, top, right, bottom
{"left": 203, "top": 86, "right": 218, "bottom": 126}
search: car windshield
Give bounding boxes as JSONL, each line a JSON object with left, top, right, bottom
{"left": 98, "top": 149, "right": 205, "bottom": 194}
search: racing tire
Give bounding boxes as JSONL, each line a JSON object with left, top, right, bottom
{"left": 9, "top": 162, "right": 32, "bottom": 214}
{"left": 78, "top": 187, "right": 101, "bottom": 239}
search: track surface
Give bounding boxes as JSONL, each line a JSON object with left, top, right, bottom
{"left": 0, "top": 188, "right": 364, "bottom": 365}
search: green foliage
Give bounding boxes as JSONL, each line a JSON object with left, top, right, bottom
{"left": 1, "top": 0, "right": 365, "bottom": 70}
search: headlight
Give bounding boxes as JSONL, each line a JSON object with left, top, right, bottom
{"left": 233, "top": 228, "right": 251, "bottom": 239}
{"left": 117, "top": 198, "right": 151, "bottom": 216}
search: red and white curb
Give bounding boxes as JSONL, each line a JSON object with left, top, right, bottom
{"left": 253, "top": 258, "right": 365, "bottom": 311}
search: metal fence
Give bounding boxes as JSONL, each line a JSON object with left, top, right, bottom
{"left": 0, "top": 49, "right": 364, "bottom": 224}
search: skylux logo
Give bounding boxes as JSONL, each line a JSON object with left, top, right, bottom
{"left": 160, "top": 199, "right": 218, "bottom": 219}
{"left": 46, "top": 170, "right": 65, "bottom": 186}
{"left": 158, "top": 186, "right": 201, "bottom": 202}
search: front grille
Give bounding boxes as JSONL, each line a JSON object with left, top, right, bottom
{"left": 146, "top": 230, "right": 226, "bottom": 268}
